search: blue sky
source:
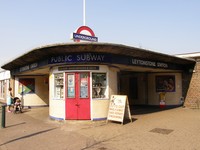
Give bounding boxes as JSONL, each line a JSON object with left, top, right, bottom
{"left": 0, "top": 0, "right": 200, "bottom": 67}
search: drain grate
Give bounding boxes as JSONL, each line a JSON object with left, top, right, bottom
{"left": 98, "top": 147, "right": 107, "bottom": 150}
{"left": 150, "top": 128, "right": 174, "bottom": 135}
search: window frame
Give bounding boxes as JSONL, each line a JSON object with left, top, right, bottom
{"left": 54, "top": 73, "right": 64, "bottom": 99}
{"left": 92, "top": 72, "right": 108, "bottom": 100}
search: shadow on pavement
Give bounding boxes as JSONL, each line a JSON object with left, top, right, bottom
{"left": 130, "top": 105, "right": 182, "bottom": 115}
{"left": 0, "top": 127, "right": 57, "bottom": 146}
{"left": 6, "top": 122, "right": 26, "bottom": 128}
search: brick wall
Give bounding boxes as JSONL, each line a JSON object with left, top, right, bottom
{"left": 184, "top": 61, "right": 200, "bottom": 108}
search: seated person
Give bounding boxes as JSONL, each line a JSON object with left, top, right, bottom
{"left": 14, "top": 98, "right": 22, "bottom": 113}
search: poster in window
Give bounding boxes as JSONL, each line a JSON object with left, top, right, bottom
{"left": 81, "top": 77, "right": 88, "bottom": 86}
{"left": 80, "top": 73, "right": 88, "bottom": 98}
{"left": 155, "top": 75, "right": 175, "bottom": 92}
{"left": 68, "top": 74, "right": 74, "bottom": 87}
{"left": 80, "top": 86, "right": 88, "bottom": 98}
{"left": 19, "top": 78, "right": 35, "bottom": 95}
{"left": 67, "top": 74, "right": 75, "bottom": 98}
{"left": 68, "top": 87, "right": 75, "bottom": 98}
{"left": 80, "top": 77, "right": 88, "bottom": 98}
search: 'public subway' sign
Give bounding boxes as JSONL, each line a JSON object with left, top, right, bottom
{"left": 49, "top": 53, "right": 111, "bottom": 64}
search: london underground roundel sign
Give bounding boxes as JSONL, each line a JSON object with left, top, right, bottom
{"left": 71, "top": 26, "right": 98, "bottom": 42}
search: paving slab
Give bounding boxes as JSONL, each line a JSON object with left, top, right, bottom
{"left": 0, "top": 106, "right": 200, "bottom": 150}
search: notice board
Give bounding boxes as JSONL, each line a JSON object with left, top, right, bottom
{"left": 107, "top": 95, "right": 132, "bottom": 124}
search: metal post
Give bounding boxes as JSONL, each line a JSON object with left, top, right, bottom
{"left": 83, "top": 0, "right": 86, "bottom": 26}
{"left": 1, "top": 104, "right": 6, "bottom": 128}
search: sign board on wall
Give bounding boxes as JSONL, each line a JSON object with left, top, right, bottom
{"left": 155, "top": 75, "right": 176, "bottom": 92}
{"left": 107, "top": 95, "right": 132, "bottom": 125}
{"left": 14, "top": 53, "right": 184, "bottom": 75}
{"left": 71, "top": 26, "right": 98, "bottom": 42}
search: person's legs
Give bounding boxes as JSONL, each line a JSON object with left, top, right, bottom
{"left": 6, "top": 96, "right": 12, "bottom": 112}
{"left": 13, "top": 105, "right": 17, "bottom": 113}
{"left": 7, "top": 105, "right": 11, "bottom": 112}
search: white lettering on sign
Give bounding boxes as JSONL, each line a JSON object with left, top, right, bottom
{"left": 20, "top": 65, "right": 29, "bottom": 72}
{"left": 73, "top": 33, "right": 98, "bottom": 42}
{"left": 50, "top": 53, "right": 106, "bottom": 64}
{"left": 30, "top": 63, "right": 38, "bottom": 69}
{"left": 157, "top": 62, "right": 168, "bottom": 68}
{"left": 132, "top": 59, "right": 156, "bottom": 67}
{"left": 50, "top": 55, "right": 73, "bottom": 63}
{"left": 76, "top": 54, "right": 105, "bottom": 61}
{"left": 132, "top": 58, "right": 168, "bottom": 68}
{"left": 19, "top": 62, "right": 39, "bottom": 72}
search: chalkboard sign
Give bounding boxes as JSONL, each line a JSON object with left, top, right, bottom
{"left": 107, "top": 95, "right": 132, "bottom": 125}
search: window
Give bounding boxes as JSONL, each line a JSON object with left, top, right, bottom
{"left": 0, "top": 80, "right": 4, "bottom": 98}
{"left": 66, "top": 74, "right": 75, "bottom": 98}
{"left": 92, "top": 73, "right": 107, "bottom": 98}
{"left": 54, "top": 73, "right": 64, "bottom": 99}
{"left": 80, "top": 73, "right": 89, "bottom": 98}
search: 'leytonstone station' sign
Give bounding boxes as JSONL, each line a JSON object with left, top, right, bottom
{"left": 131, "top": 58, "right": 168, "bottom": 68}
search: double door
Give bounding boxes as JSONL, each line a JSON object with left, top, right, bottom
{"left": 65, "top": 72, "right": 90, "bottom": 120}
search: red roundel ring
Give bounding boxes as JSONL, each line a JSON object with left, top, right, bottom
{"left": 76, "top": 26, "right": 95, "bottom": 36}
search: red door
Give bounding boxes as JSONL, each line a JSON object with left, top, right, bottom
{"left": 65, "top": 72, "right": 90, "bottom": 120}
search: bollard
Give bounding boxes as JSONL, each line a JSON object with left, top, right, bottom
{"left": 1, "top": 104, "right": 6, "bottom": 128}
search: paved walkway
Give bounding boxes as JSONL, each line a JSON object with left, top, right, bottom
{"left": 0, "top": 106, "right": 200, "bottom": 150}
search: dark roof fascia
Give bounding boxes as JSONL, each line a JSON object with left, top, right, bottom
{"left": 1, "top": 42, "right": 195, "bottom": 70}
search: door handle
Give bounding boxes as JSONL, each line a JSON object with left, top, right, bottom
{"left": 75, "top": 103, "right": 80, "bottom": 106}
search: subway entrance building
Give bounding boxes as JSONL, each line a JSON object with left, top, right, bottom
{"left": 1, "top": 43, "right": 195, "bottom": 120}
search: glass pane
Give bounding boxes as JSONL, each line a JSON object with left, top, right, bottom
{"left": 54, "top": 73, "right": 64, "bottom": 99}
{"left": 92, "top": 73, "right": 107, "bottom": 98}
{"left": 0, "top": 81, "right": 3, "bottom": 98}
{"left": 67, "top": 74, "right": 75, "bottom": 98}
{"left": 80, "top": 73, "right": 88, "bottom": 98}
